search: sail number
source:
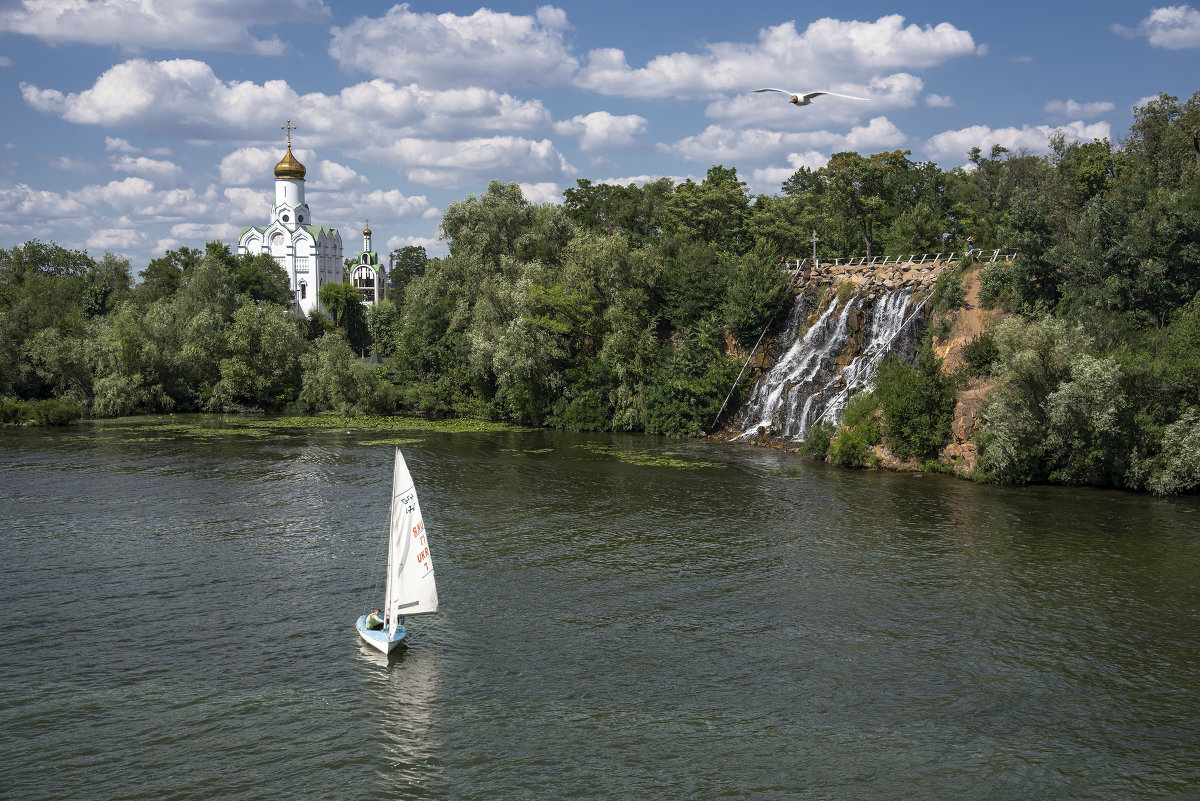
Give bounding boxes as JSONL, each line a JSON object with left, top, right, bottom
{"left": 412, "top": 519, "right": 431, "bottom": 571}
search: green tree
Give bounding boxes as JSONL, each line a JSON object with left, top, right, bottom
{"left": 319, "top": 281, "right": 370, "bottom": 351}
{"left": 138, "top": 246, "right": 200, "bottom": 303}
{"left": 299, "top": 333, "right": 395, "bottom": 414}
{"left": 210, "top": 301, "right": 308, "bottom": 410}
{"left": 388, "top": 245, "right": 427, "bottom": 295}
{"left": 820, "top": 150, "right": 915, "bottom": 258}
{"left": 232, "top": 252, "right": 292, "bottom": 305}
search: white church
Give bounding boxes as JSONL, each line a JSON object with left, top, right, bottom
{"left": 238, "top": 122, "right": 343, "bottom": 317}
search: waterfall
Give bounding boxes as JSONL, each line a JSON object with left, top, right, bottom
{"left": 732, "top": 285, "right": 926, "bottom": 443}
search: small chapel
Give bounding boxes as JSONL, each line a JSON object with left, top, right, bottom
{"left": 238, "top": 121, "right": 342, "bottom": 317}
{"left": 349, "top": 220, "right": 387, "bottom": 306}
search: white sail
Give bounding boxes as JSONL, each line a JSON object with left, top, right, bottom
{"left": 383, "top": 449, "right": 438, "bottom": 636}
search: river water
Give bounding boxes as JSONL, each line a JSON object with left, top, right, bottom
{"left": 2, "top": 417, "right": 1199, "bottom": 800}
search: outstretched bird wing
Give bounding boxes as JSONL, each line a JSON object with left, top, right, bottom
{"left": 749, "top": 88, "right": 793, "bottom": 95}
{"left": 799, "top": 90, "right": 868, "bottom": 103}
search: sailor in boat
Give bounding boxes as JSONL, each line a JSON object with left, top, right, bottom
{"left": 365, "top": 608, "right": 385, "bottom": 630}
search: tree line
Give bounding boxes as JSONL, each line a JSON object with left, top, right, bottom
{"left": 2, "top": 92, "right": 1198, "bottom": 492}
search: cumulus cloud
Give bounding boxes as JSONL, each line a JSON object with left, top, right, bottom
{"left": 924, "top": 121, "right": 1112, "bottom": 163}
{"left": 328, "top": 4, "right": 578, "bottom": 88}
{"left": 23, "top": 60, "right": 551, "bottom": 146}
{"left": 925, "top": 93, "right": 954, "bottom": 108}
{"left": 553, "top": 111, "right": 647, "bottom": 151}
{"left": 359, "top": 135, "right": 575, "bottom": 190}
{"left": 750, "top": 151, "right": 831, "bottom": 193}
{"left": 577, "top": 15, "right": 979, "bottom": 99}
{"left": 1113, "top": 5, "right": 1200, "bottom": 49}
{"left": 87, "top": 228, "right": 149, "bottom": 252}
{"left": 353, "top": 188, "right": 435, "bottom": 221}
{"left": 0, "top": 183, "right": 86, "bottom": 219}
{"left": 112, "top": 155, "right": 182, "bottom": 183}
{"left": 519, "top": 182, "right": 563, "bottom": 205}
{"left": 315, "top": 161, "right": 367, "bottom": 191}
{"left": 224, "top": 187, "right": 270, "bottom": 221}
{"left": 0, "top": 0, "right": 330, "bottom": 55}
{"left": 662, "top": 117, "right": 905, "bottom": 165}
{"left": 1043, "top": 99, "right": 1117, "bottom": 118}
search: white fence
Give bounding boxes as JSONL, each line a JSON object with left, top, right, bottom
{"left": 781, "top": 250, "right": 1016, "bottom": 269}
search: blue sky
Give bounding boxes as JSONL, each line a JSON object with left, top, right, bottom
{"left": 1, "top": 1, "right": 1198, "bottom": 271}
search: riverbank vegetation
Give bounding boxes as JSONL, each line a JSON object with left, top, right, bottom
{"left": 2, "top": 92, "right": 1198, "bottom": 492}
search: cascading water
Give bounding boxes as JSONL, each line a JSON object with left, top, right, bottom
{"left": 733, "top": 284, "right": 926, "bottom": 443}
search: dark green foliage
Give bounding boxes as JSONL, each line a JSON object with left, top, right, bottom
{"left": 138, "top": 246, "right": 200, "bottom": 303}
{"left": 232, "top": 252, "right": 292, "bottom": 306}
{"left": 962, "top": 331, "right": 999, "bottom": 375}
{"left": 929, "top": 269, "right": 967, "bottom": 314}
{"left": 826, "top": 391, "right": 882, "bottom": 468}
{"left": 318, "top": 281, "right": 370, "bottom": 351}
{"left": 801, "top": 420, "right": 838, "bottom": 458}
{"left": 0, "top": 397, "right": 83, "bottom": 425}
{"left": 388, "top": 246, "right": 427, "bottom": 294}
{"left": 643, "top": 318, "right": 738, "bottom": 437}
{"left": 875, "top": 348, "right": 958, "bottom": 462}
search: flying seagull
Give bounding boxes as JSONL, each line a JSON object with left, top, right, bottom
{"left": 750, "top": 88, "right": 867, "bottom": 107}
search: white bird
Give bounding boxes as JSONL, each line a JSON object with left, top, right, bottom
{"left": 749, "top": 88, "right": 867, "bottom": 107}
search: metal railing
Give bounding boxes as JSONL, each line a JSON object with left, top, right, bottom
{"left": 778, "top": 250, "right": 1016, "bottom": 269}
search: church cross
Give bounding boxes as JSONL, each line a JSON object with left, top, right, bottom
{"left": 282, "top": 119, "right": 296, "bottom": 147}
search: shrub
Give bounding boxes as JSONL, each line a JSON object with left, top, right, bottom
{"left": 875, "top": 347, "right": 957, "bottom": 462}
{"left": 801, "top": 419, "right": 838, "bottom": 458}
{"left": 829, "top": 418, "right": 881, "bottom": 467}
{"left": 962, "top": 331, "right": 999, "bottom": 375}
{"left": 929, "top": 269, "right": 967, "bottom": 314}
{"left": 0, "top": 397, "right": 83, "bottom": 425}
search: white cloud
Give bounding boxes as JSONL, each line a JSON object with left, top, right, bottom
{"left": 224, "top": 187, "right": 270, "bottom": 220}
{"left": 1043, "top": 99, "right": 1116, "bottom": 119}
{"left": 328, "top": 4, "right": 579, "bottom": 88}
{"left": 105, "top": 137, "right": 139, "bottom": 153}
{"left": 113, "top": 155, "right": 181, "bottom": 183}
{"left": 553, "top": 111, "right": 647, "bottom": 151}
{"left": 577, "top": 15, "right": 979, "bottom": 99}
{"left": 23, "top": 61, "right": 552, "bottom": 147}
{"left": 924, "top": 121, "right": 1113, "bottom": 163}
{"left": 662, "top": 117, "right": 905, "bottom": 165}
{"left": 354, "top": 189, "right": 434, "bottom": 221}
{"left": 315, "top": 161, "right": 366, "bottom": 191}
{"left": 0, "top": 56, "right": 12, "bottom": 67}
{"left": 925, "top": 93, "right": 955, "bottom": 108}
{"left": 750, "top": 151, "right": 831, "bottom": 193}
{"left": 219, "top": 148, "right": 279, "bottom": 186}
{"left": 1114, "top": 5, "right": 1200, "bottom": 49}
{"left": 360, "top": 136, "right": 575, "bottom": 190}
{"left": 87, "top": 228, "right": 148, "bottom": 252}
{"left": 168, "top": 222, "right": 241, "bottom": 242}
{"left": 519, "top": 182, "right": 563, "bottom": 205}
{"left": 0, "top": 183, "right": 86, "bottom": 219}
{"left": 0, "top": 0, "right": 330, "bottom": 55}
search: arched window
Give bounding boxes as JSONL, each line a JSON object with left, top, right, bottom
{"left": 299, "top": 281, "right": 307, "bottom": 300}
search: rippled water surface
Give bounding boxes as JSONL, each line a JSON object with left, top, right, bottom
{"left": 3, "top": 417, "right": 1199, "bottom": 800}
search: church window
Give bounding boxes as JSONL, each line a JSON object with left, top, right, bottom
{"left": 299, "top": 281, "right": 307, "bottom": 300}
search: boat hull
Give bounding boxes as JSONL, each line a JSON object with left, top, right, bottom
{"left": 356, "top": 614, "right": 407, "bottom": 654}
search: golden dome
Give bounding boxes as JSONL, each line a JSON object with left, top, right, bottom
{"left": 364, "top": 225, "right": 372, "bottom": 236}
{"left": 274, "top": 146, "right": 306, "bottom": 180}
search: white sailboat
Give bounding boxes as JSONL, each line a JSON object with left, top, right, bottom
{"left": 356, "top": 448, "right": 438, "bottom": 654}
